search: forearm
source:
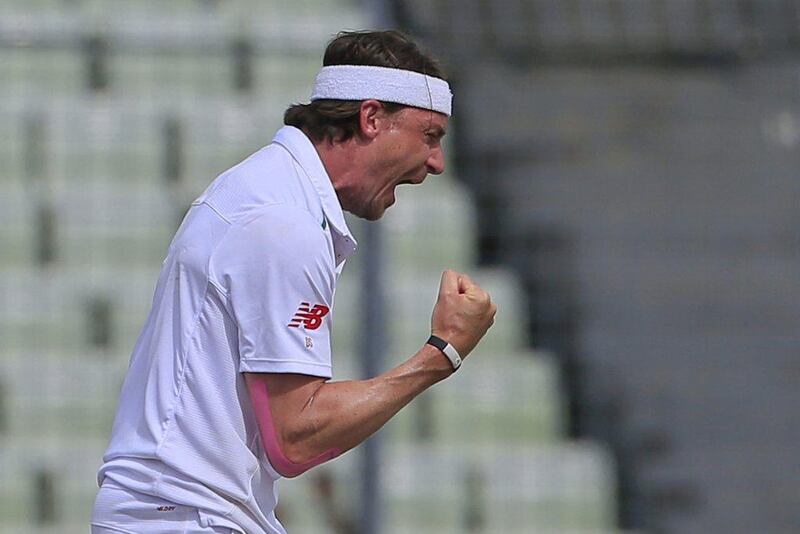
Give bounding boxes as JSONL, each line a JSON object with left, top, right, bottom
{"left": 281, "top": 344, "right": 453, "bottom": 464}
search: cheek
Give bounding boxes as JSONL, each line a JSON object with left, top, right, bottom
{"left": 400, "top": 141, "right": 429, "bottom": 167}
{"left": 378, "top": 133, "right": 428, "bottom": 178}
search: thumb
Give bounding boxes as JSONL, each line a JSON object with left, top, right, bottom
{"left": 439, "top": 269, "right": 460, "bottom": 296}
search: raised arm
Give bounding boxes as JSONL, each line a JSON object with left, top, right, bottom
{"left": 245, "top": 269, "right": 496, "bottom": 478}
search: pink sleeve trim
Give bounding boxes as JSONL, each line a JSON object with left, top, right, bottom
{"left": 248, "top": 377, "right": 341, "bottom": 478}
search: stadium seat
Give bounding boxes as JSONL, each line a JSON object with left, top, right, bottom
{"left": 0, "top": 437, "right": 106, "bottom": 530}
{"left": 0, "top": 184, "right": 36, "bottom": 268}
{"left": 388, "top": 350, "right": 563, "bottom": 444}
{"left": 0, "top": 352, "right": 122, "bottom": 439}
{"left": 383, "top": 441, "right": 617, "bottom": 533}
{"left": 0, "top": 267, "right": 158, "bottom": 354}
{"left": 382, "top": 168, "right": 477, "bottom": 272}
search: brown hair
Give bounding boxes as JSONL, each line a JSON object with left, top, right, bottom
{"left": 284, "top": 30, "right": 446, "bottom": 143}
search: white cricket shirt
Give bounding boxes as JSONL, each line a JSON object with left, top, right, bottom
{"left": 97, "top": 126, "right": 357, "bottom": 534}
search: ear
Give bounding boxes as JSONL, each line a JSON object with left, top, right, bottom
{"left": 358, "top": 99, "right": 385, "bottom": 140}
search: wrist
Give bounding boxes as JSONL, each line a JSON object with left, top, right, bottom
{"left": 419, "top": 343, "right": 457, "bottom": 377}
{"left": 426, "top": 334, "right": 462, "bottom": 371}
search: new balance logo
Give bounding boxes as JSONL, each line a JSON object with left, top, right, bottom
{"left": 288, "top": 302, "right": 330, "bottom": 330}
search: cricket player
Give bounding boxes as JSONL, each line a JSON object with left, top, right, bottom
{"left": 92, "top": 30, "right": 496, "bottom": 534}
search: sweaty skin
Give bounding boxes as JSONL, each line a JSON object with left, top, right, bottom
{"left": 247, "top": 375, "right": 341, "bottom": 478}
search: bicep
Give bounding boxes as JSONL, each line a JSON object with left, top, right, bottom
{"left": 245, "top": 372, "right": 326, "bottom": 428}
{"left": 244, "top": 372, "right": 331, "bottom": 478}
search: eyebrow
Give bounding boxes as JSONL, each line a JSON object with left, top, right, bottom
{"left": 426, "top": 125, "right": 447, "bottom": 139}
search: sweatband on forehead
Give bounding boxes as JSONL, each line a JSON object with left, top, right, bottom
{"left": 310, "top": 65, "right": 453, "bottom": 116}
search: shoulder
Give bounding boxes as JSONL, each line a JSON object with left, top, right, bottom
{"left": 212, "top": 203, "right": 331, "bottom": 271}
{"left": 209, "top": 203, "right": 336, "bottom": 308}
{"left": 200, "top": 143, "right": 315, "bottom": 225}
{"left": 238, "top": 203, "right": 326, "bottom": 244}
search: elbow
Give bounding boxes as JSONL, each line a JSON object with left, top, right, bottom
{"left": 280, "top": 434, "right": 316, "bottom": 466}
{"left": 265, "top": 431, "right": 340, "bottom": 478}
{"left": 260, "top": 420, "right": 309, "bottom": 478}
{"left": 275, "top": 431, "right": 311, "bottom": 472}
{"left": 267, "top": 448, "right": 305, "bottom": 479}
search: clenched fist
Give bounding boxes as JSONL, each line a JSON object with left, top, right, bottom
{"left": 430, "top": 269, "right": 497, "bottom": 360}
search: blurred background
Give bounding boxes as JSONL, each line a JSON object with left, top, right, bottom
{"left": 1, "top": 1, "right": 798, "bottom": 533}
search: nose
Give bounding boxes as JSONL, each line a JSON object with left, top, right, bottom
{"left": 426, "top": 145, "right": 445, "bottom": 175}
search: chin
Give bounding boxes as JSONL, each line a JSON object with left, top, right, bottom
{"left": 342, "top": 194, "right": 392, "bottom": 221}
{"left": 360, "top": 206, "right": 387, "bottom": 221}
{"left": 344, "top": 203, "right": 385, "bottom": 221}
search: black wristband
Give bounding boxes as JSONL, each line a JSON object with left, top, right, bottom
{"left": 426, "top": 335, "right": 462, "bottom": 370}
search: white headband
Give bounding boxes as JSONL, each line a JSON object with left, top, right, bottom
{"left": 310, "top": 65, "right": 452, "bottom": 116}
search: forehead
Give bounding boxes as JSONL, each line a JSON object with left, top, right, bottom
{"left": 397, "top": 107, "right": 449, "bottom": 132}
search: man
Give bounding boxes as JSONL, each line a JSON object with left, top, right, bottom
{"left": 92, "top": 30, "right": 496, "bottom": 534}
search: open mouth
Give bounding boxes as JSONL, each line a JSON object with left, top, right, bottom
{"left": 398, "top": 175, "right": 426, "bottom": 186}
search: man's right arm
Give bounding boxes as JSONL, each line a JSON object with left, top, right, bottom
{"left": 245, "top": 269, "right": 496, "bottom": 477}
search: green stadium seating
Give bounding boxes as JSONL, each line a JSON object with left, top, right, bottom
{"left": 388, "top": 351, "right": 563, "bottom": 444}
{"left": 381, "top": 441, "right": 616, "bottom": 532}
{"left": 0, "top": 184, "right": 36, "bottom": 267}
{"left": 0, "top": 267, "right": 158, "bottom": 354}
{"left": 0, "top": 353, "right": 122, "bottom": 438}
{"left": 0, "top": 1, "right": 623, "bottom": 532}
{"left": 0, "top": 437, "right": 106, "bottom": 531}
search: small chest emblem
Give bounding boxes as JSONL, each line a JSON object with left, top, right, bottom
{"left": 288, "top": 302, "right": 330, "bottom": 330}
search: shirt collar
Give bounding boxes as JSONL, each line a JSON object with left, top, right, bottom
{"left": 272, "top": 126, "right": 357, "bottom": 266}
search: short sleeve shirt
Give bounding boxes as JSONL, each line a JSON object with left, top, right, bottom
{"left": 97, "top": 126, "right": 357, "bottom": 534}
